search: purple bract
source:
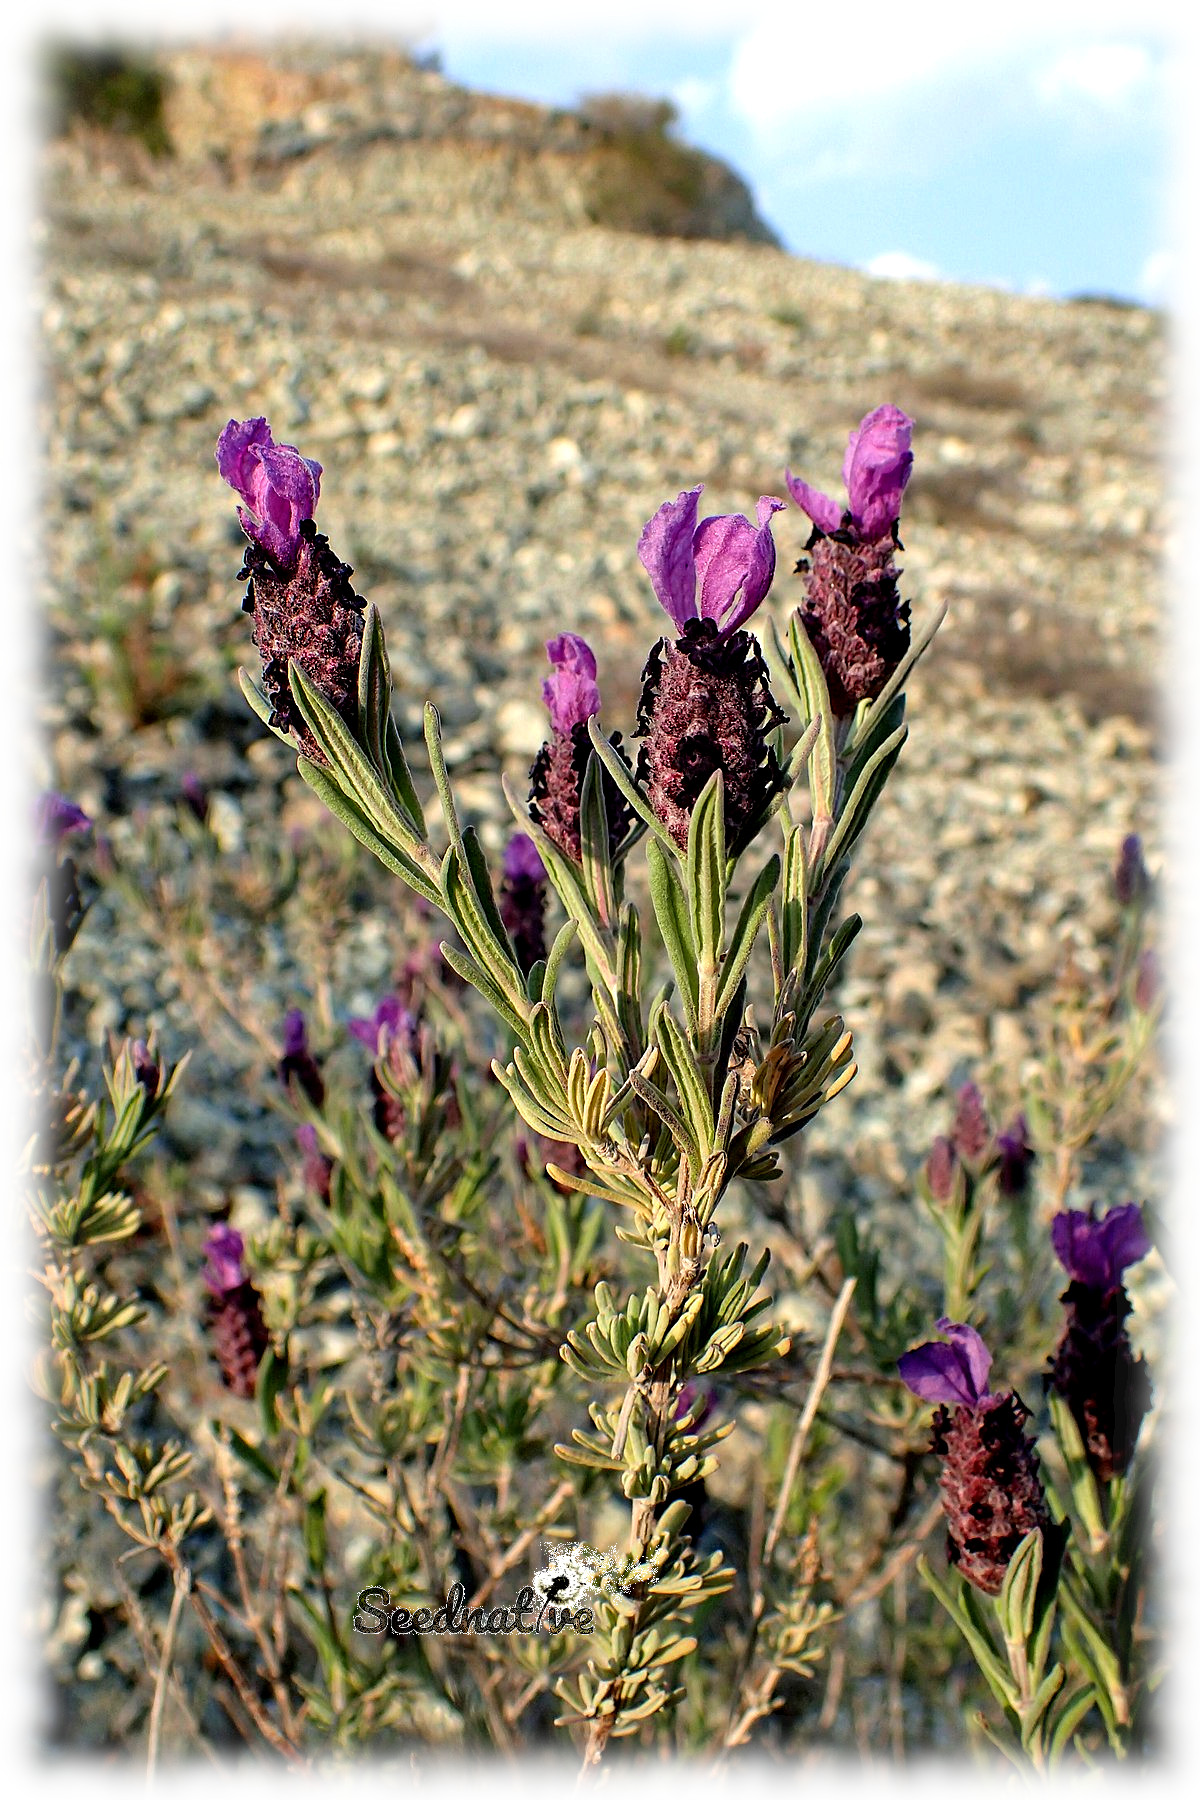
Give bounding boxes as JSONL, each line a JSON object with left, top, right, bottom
{"left": 216, "top": 416, "right": 322, "bottom": 570}
{"left": 204, "top": 1222, "right": 248, "bottom": 1296}
{"left": 348, "top": 996, "right": 416, "bottom": 1057}
{"left": 1051, "top": 1204, "right": 1150, "bottom": 1292}
{"left": 786, "top": 405, "right": 914, "bottom": 543}
{"left": 36, "top": 792, "right": 91, "bottom": 845}
{"left": 542, "top": 634, "right": 601, "bottom": 734}
{"left": 638, "top": 488, "right": 785, "bottom": 636}
{"left": 898, "top": 1318, "right": 993, "bottom": 1409}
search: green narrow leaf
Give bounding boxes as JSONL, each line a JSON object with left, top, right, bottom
{"left": 586, "top": 716, "right": 677, "bottom": 856}
{"left": 781, "top": 823, "right": 809, "bottom": 977}
{"left": 646, "top": 840, "right": 699, "bottom": 1031}
{"left": 579, "top": 746, "right": 617, "bottom": 925}
{"left": 782, "top": 612, "right": 836, "bottom": 821}
{"left": 296, "top": 761, "right": 441, "bottom": 906}
{"left": 815, "top": 722, "right": 907, "bottom": 883}
{"left": 290, "top": 659, "right": 424, "bottom": 847}
{"left": 237, "top": 666, "right": 293, "bottom": 745}
{"left": 714, "top": 855, "right": 780, "bottom": 1019}
{"left": 686, "top": 770, "right": 727, "bottom": 976}
{"left": 655, "top": 1010, "right": 715, "bottom": 1155}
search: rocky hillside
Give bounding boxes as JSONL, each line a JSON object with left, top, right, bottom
{"left": 39, "top": 43, "right": 1166, "bottom": 1223}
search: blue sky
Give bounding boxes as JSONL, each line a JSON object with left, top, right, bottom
{"left": 427, "top": 9, "right": 1174, "bottom": 305}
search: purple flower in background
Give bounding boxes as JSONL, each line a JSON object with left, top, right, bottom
{"left": 216, "top": 416, "right": 322, "bottom": 570}
{"left": 500, "top": 832, "right": 548, "bottom": 976}
{"left": 204, "top": 1222, "right": 269, "bottom": 1396}
{"left": 279, "top": 1008, "right": 325, "bottom": 1109}
{"left": 995, "top": 1113, "right": 1035, "bottom": 1198}
{"left": 638, "top": 487, "right": 785, "bottom": 636}
{"left": 1113, "top": 833, "right": 1150, "bottom": 907}
{"left": 542, "top": 634, "right": 601, "bottom": 735}
{"left": 180, "top": 772, "right": 210, "bottom": 824}
{"left": 348, "top": 996, "right": 415, "bottom": 1058}
{"left": 296, "top": 1124, "right": 333, "bottom": 1204}
{"left": 36, "top": 792, "right": 91, "bottom": 845}
{"left": 130, "top": 1039, "right": 163, "bottom": 1101}
{"left": 786, "top": 406, "right": 914, "bottom": 544}
{"left": 203, "top": 1222, "right": 248, "bottom": 1296}
{"left": 900, "top": 1319, "right": 1048, "bottom": 1594}
{"left": 1049, "top": 1204, "right": 1153, "bottom": 1481}
{"left": 924, "top": 1135, "right": 958, "bottom": 1203}
{"left": 898, "top": 1319, "right": 992, "bottom": 1409}
{"left": 1051, "top": 1204, "right": 1150, "bottom": 1293}
{"left": 951, "top": 1081, "right": 991, "bottom": 1164}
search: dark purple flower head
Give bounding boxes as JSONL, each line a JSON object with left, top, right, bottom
{"left": 1114, "top": 834, "right": 1150, "bottom": 907}
{"left": 503, "top": 831, "right": 546, "bottom": 884}
{"left": 638, "top": 487, "right": 785, "bottom": 636}
{"left": 36, "top": 792, "right": 90, "bottom": 846}
{"left": 995, "top": 1112, "right": 1035, "bottom": 1198}
{"left": 204, "top": 1222, "right": 248, "bottom": 1296}
{"left": 542, "top": 634, "right": 601, "bottom": 735}
{"left": 786, "top": 406, "right": 914, "bottom": 544}
{"left": 348, "top": 996, "right": 416, "bottom": 1057}
{"left": 217, "top": 417, "right": 322, "bottom": 570}
{"left": 898, "top": 1318, "right": 992, "bottom": 1409}
{"left": 1051, "top": 1204, "right": 1150, "bottom": 1293}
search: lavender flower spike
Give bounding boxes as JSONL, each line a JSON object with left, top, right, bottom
{"left": 638, "top": 486, "right": 785, "bottom": 636}
{"left": 217, "top": 417, "right": 364, "bottom": 765}
{"left": 1051, "top": 1204, "right": 1150, "bottom": 1294}
{"left": 217, "top": 417, "right": 322, "bottom": 571}
{"left": 786, "top": 405, "right": 914, "bottom": 545}
{"left": 529, "top": 635, "right": 630, "bottom": 863}
{"left": 901, "top": 1319, "right": 1049, "bottom": 1595}
{"left": 898, "top": 1318, "right": 992, "bottom": 1409}
{"left": 787, "top": 405, "right": 915, "bottom": 717}
{"left": 1049, "top": 1204, "right": 1152, "bottom": 1481}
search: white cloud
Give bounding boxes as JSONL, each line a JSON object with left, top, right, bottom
{"left": 863, "top": 250, "right": 942, "bottom": 283}
{"left": 1138, "top": 249, "right": 1172, "bottom": 305}
{"left": 1033, "top": 41, "right": 1157, "bottom": 110}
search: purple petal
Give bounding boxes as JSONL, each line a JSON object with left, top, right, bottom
{"left": 542, "top": 633, "right": 600, "bottom": 735}
{"left": 843, "top": 405, "right": 913, "bottom": 540}
{"left": 35, "top": 791, "right": 91, "bottom": 844}
{"left": 203, "top": 1222, "right": 247, "bottom": 1295}
{"left": 1099, "top": 1205, "right": 1151, "bottom": 1277}
{"left": 638, "top": 486, "right": 702, "bottom": 630}
{"left": 216, "top": 416, "right": 272, "bottom": 498}
{"left": 898, "top": 1319, "right": 992, "bottom": 1407}
{"left": 1053, "top": 1205, "right": 1149, "bottom": 1288}
{"left": 937, "top": 1318, "right": 993, "bottom": 1402}
{"left": 694, "top": 496, "right": 785, "bottom": 634}
{"left": 503, "top": 832, "right": 546, "bottom": 883}
{"left": 784, "top": 470, "right": 843, "bottom": 536}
